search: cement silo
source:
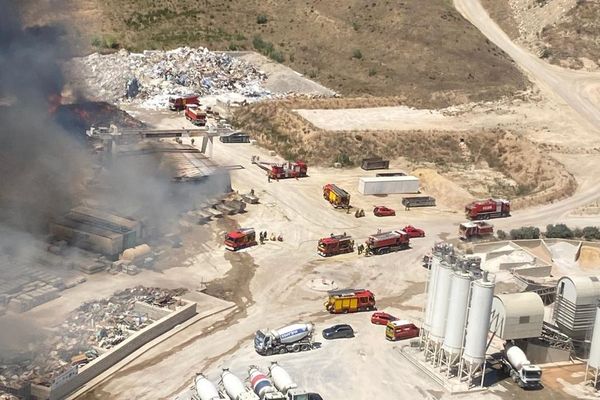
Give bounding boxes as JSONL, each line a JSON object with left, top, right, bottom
{"left": 585, "top": 305, "right": 600, "bottom": 388}
{"left": 441, "top": 268, "right": 473, "bottom": 368}
{"left": 460, "top": 273, "right": 495, "bottom": 386}
{"left": 429, "top": 261, "right": 454, "bottom": 343}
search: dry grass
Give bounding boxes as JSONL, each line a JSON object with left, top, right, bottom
{"left": 19, "top": 0, "right": 528, "bottom": 107}
{"left": 234, "top": 101, "right": 577, "bottom": 206}
{"left": 540, "top": 1, "right": 600, "bottom": 68}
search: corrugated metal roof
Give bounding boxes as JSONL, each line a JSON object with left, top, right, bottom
{"left": 494, "top": 292, "right": 544, "bottom": 319}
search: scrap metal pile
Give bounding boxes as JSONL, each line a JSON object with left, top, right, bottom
{"left": 0, "top": 286, "right": 186, "bottom": 391}
{"left": 66, "top": 47, "right": 269, "bottom": 107}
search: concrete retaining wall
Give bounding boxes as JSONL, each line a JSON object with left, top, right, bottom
{"left": 133, "top": 301, "right": 172, "bottom": 320}
{"left": 47, "top": 300, "right": 196, "bottom": 400}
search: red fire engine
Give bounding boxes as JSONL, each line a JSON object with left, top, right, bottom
{"left": 251, "top": 156, "right": 308, "bottom": 180}
{"left": 365, "top": 229, "right": 410, "bottom": 255}
{"left": 185, "top": 104, "right": 207, "bottom": 126}
{"left": 269, "top": 161, "right": 307, "bottom": 180}
{"left": 325, "top": 289, "right": 376, "bottom": 313}
{"left": 459, "top": 221, "right": 494, "bottom": 240}
{"left": 317, "top": 234, "right": 355, "bottom": 257}
{"left": 465, "top": 198, "right": 511, "bottom": 220}
{"left": 224, "top": 228, "right": 257, "bottom": 251}
{"left": 169, "top": 94, "right": 199, "bottom": 111}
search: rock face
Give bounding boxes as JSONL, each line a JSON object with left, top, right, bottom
{"left": 65, "top": 47, "right": 269, "bottom": 107}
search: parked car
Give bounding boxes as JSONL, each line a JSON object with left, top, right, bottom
{"left": 385, "top": 320, "right": 420, "bottom": 341}
{"left": 219, "top": 131, "right": 250, "bottom": 143}
{"left": 371, "top": 311, "right": 398, "bottom": 325}
{"left": 403, "top": 225, "right": 425, "bottom": 238}
{"left": 373, "top": 206, "right": 396, "bottom": 217}
{"left": 322, "top": 324, "right": 354, "bottom": 339}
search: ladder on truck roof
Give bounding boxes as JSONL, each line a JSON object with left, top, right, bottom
{"left": 330, "top": 184, "right": 349, "bottom": 198}
{"left": 327, "top": 288, "right": 366, "bottom": 297}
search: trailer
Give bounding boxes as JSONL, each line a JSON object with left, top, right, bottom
{"left": 361, "top": 157, "right": 390, "bottom": 170}
{"left": 402, "top": 196, "right": 436, "bottom": 209}
{"left": 376, "top": 172, "right": 406, "bottom": 177}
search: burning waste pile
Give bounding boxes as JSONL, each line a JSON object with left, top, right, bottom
{"left": 0, "top": 286, "right": 186, "bottom": 391}
{"left": 66, "top": 47, "right": 270, "bottom": 108}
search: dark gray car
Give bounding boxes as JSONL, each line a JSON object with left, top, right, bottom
{"left": 220, "top": 131, "right": 250, "bottom": 143}
{"left": 322, "top": 324, "right": 354, "bottom": 339}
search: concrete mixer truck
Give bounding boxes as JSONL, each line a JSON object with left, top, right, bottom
{"left": 220, "top": 369, "right": 259, "bottom": 400}
{"left": 195, "top": 373, "right": 224, "bottom": 400}
{"left": 248, "top": 366, "right": 285, "bottom": 400}
{"left": 269, "top": 362, "right": 309, "bottom": 400}
{"left": 501, "top": 342, "right": 542, "bottom": 389}
{"left": 254, "top": 323, "right": 315, "bottom": 356}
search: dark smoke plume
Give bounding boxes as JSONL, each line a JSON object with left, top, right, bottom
{"left": 0, "top": 0, "right": 88, "bottom": 234}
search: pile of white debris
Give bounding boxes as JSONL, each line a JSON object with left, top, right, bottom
{"left": 65, "top": 47, "right": 270, "bottom": 108}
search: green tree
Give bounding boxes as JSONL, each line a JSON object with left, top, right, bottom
{"left": 545, "top": 224, "right": 573, "bottom": 239}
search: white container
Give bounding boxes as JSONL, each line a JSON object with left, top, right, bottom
{"left": 588, "top": 305, "right": 600, "bottom": 369}
{"left": 462, "top": 278, "right": 495, "bottom": 366}
{"left": 195, "top": 374, "right": 221, "bottom": 400}
{"left": 442, "top": 270, "right": 472, "bottom": 358}
{"left": 358, "top": 175, "right": 420, "bottom": 195}
{"left": 429, "top": 262, "right": 454, "bottom": 343}
{"left": 423, "top": 255, "right": 441, "bottom": 332}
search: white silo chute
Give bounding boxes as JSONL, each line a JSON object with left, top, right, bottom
{"left": 441, "top": 269, "right": 472, "bottom": 371}
{"left": 423, "top": 254, "right": 442, "bottom": 334}
{"left": 459, "top": 274, "right": 495, "bottom": 387}
{"left": 585, "top": 305, "right": 600, "bottom": 388}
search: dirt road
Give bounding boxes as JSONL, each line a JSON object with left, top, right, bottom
{"left": 454, "top": 0, "right": 600, "bottom": 134}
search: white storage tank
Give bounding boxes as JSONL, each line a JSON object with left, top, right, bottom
{"left": 442, "top": 269, "right": 472, "bottom": 359}
{"left": 423, "top": 254, "right": 441, "bottom": 332}
{"left": 358, "top": 175, "right": 420, "bottom": 195}
{"left": 429, "top": 261, "right": 454, "bottom": 343}
{"left": 462, "top": 276, "right": 495, "bottom": 366}
{"left": 588, "top": 305, "right": 600, "bottom": 369}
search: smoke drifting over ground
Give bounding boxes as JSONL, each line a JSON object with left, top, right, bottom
{"left": 0, "top": 0, "right": 88, "bottom": 234}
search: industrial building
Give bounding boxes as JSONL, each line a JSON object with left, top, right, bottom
{"left": 554, "top": 275, "right": 600, "bottom": 340}
{"left": 50, "top": 208, "right": 141, "bottom": 259}
{"left": 490, "top": 292, "right": 545, "bottom": 340}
